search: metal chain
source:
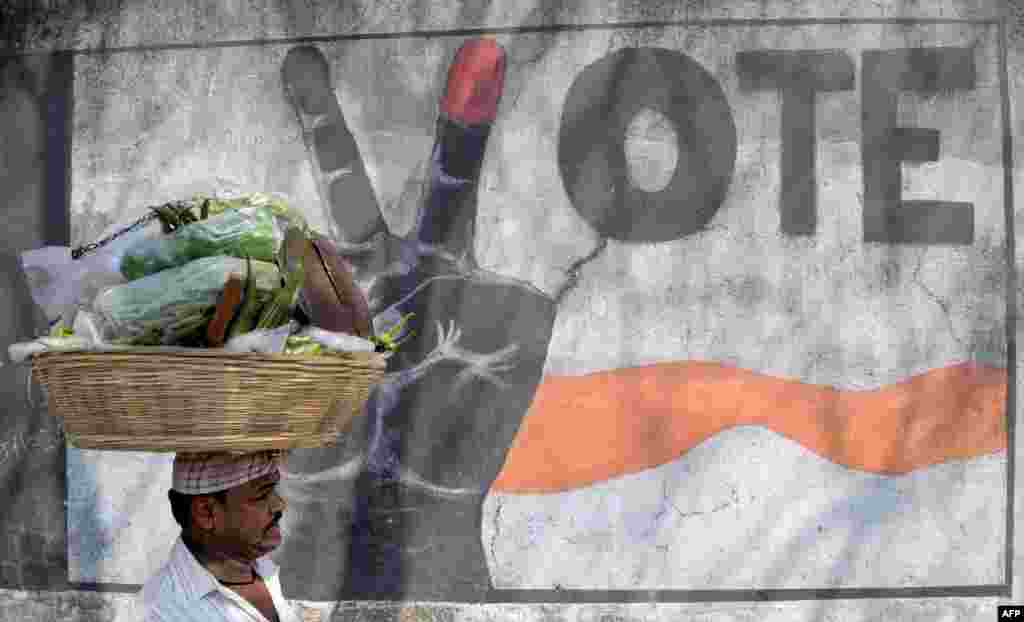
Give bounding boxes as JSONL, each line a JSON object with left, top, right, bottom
{"left": 71, "top": 211, "right": 160, "bottom": 259}
{"left": 70, "top": 200, "right": 198, "bottom": 260}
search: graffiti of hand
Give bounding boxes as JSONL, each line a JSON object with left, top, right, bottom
{"left": 275, "top": 39, "right": 558, "bottom": 600}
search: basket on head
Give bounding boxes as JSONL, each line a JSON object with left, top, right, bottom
{"left": 30, "top": 348, "right": 387, "bottom": 452}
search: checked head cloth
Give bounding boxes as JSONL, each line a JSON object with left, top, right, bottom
{"left": 171, "top": 450, "right": 284, "bottom": 495}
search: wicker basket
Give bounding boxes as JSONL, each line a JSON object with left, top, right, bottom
{"left": 31, "top": 348, "right": 387, "bottom": 453}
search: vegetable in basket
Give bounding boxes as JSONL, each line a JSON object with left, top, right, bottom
{"left": 226, "top": 256, "right": 264, "bottom": 340}
{"left": 300, "top": 234, "right": 373, "bottom": 339}
{"left": 119, "top": 206, "right": 281, "bottom": 280}
{"left": 206, "top": 273, "right": 246, "bottom": 347}
{"left": 19, "top": 186, "right": 422, "bottom": 356}
{"left": 92, "top": 255, "right": 281, "bottom": 344}
{"left": 20, "top": 193, "right": 306, "bottom": 324}
{"left": 257, "top": 226, "right": 307, "bottom": 330}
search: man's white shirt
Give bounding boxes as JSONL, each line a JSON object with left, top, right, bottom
{"left": 139, "top": 536, "right": 299, "bottom": 622}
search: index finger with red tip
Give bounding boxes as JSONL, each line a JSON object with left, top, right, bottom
{"left": 440, "top": 37, "right": 506, "bottom": 127}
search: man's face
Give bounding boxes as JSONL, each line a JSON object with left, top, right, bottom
{"left": 201, "top": 470, "right": 287, "bottom": 560}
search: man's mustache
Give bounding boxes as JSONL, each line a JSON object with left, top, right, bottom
{"left": 266, "top": 513, "right": 282, "bottom": 532}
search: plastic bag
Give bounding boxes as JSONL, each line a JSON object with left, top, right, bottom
{"left": 7, "top": 335, "right": 95, "bottom": 365}
{"left": 19, "top": 192, "right": 307, "bottom": 324}
{"left": 119, "top": 206, "right": 283, "bottom": 281}
{"left": 4, "top": 308, "right": 104, "bottom": 366}
{"left": 202, "top": 191, "right": 308, "bottom": 231}
{"left": 72, "top": 309, "right": 107, "bottom": 345}
{"left": 21, "top": 203, "right": 178, "bottom": 324}
{"left": 20, "top": 238, "right": 137, "bottom": 324}
{"left": 295, "top": 326, "right": 376, "bottom": 353}
{"left": 91, "top": 255, "right": 281, "bottom": 343}
{"left": 223, "top": 321, "right": 298, "bottom": 354}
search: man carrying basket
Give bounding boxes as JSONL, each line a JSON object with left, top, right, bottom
{"left": 139, "top": 450, "right": 297, "bottom": 622}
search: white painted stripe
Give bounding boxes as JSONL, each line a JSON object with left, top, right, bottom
{"left": 483, "top": 426, "right": 1006, "bottom": 589}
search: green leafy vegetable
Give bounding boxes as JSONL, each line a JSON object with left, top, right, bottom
{"left": 283, "top": 335, "right": 322, "bottom": 355}
{"left": 370, "top": 313, "right": 416, "bottom": 353}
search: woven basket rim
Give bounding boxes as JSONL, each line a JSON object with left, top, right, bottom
{"left": 31, "top": 347, "right": 387, "bottom": 369}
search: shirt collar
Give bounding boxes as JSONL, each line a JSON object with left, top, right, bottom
{"left": 171, "top": 536, "right": 280, "bottom": 602}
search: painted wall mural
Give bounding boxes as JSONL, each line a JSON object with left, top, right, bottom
{"left": 266, "top": 30, "right": 1009, "bottom": 601}
{"left": 0, "top": 10, "right": 1011, "bottom": 607}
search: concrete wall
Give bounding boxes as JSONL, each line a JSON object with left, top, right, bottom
{"left": 1, "top": 0, "right": 1023, "bottom": 620}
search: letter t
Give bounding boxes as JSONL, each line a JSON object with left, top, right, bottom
{"left": 737, "top": 50, "right": 855, "bottom": 236}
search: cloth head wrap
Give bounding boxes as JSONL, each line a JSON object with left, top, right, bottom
{"left": 172, "top": 450, "right": 284, "bottom": 496}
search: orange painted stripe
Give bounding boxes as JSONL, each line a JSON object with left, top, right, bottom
{"left": 491, "top": 361, "right": 1007, "bottom": 494}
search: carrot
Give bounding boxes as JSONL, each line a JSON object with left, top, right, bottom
{"left": 491, "top": 361, "right": 1007, "bottom": 494}
{"left": 206, "top": 274, "right": 245, "bottom": 347}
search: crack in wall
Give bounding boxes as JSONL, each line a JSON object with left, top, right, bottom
{"left": 668, "top": 498, "right": 734, "bottom": 521}
{"left": 910, "top": 250, "right": 966, "bottom": 349}
{"left": 489, "top": 495, "right": 504, "bottom": 574}
{"left": 552, "top": 237, "right": 609, "bottom": 307}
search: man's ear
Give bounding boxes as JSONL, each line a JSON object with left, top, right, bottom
{"left": 191, "top": 495, "right": 222, "bottom": 531}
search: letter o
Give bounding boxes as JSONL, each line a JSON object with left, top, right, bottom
{"left": 557, "top": 47, "right": 737, "bottom": 242}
